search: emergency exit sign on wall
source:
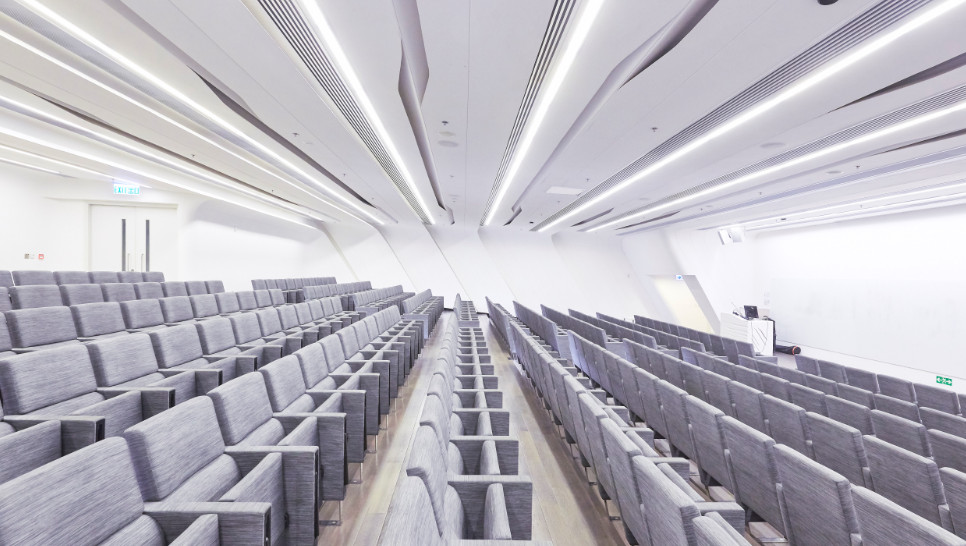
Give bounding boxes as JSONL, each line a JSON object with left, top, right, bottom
{"left": 113, "top": 183, "right": 141, "bottom": 196}
{"left": 937, "top": 375, "right": 953, "bottom": 387}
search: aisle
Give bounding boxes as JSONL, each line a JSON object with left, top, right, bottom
{"left": 320, "top": 311, "right": 625, "bottom": 545}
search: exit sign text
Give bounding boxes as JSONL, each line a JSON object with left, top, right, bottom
{"left": 937, "top": 375, "right": 953, "bottom": 387}
{"left": 114, "top": 183, "right": 141, "bottom": 196}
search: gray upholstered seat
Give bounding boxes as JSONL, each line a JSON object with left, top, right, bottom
{"left": 158, "top": 296, "right": 196, "bottom": 325}
{"left": 700, "top": 369, "right": 735, "bottom": 417}
{"left": 727, "top": 380, "right": 767, "bottom": 434}
{"left": 732, "top": 365, "right": 763, "bottom": 391}
{"left": 9, "top": 285, "right": 62, "bottom": 309}
{"left": 693, "top": 513, "right": 753, "bottom": 546}
{"left": 117, "top": 271, "right": 143, "bottom": 283}
{"left": 149, "top": 323, "right": 252, "bottom": 382}
{"left": 215, "top": 291, "right": 241, "bottom": 315}
{"left": 852, "top": 484, "right": 964, "bottom": 545}
{"left": 761, "top": 394, "right": 812, "bottom": 457}
{"left": 123, "top": 396, "right": 315, "bottom": 544}
{"left": 804, "top": 373, "right": 838, "bottom": 396}
{"left": 101, "top": 283, "right": 137, "bottom": 303}
{"left": 916, "top": 383, "right": 961, "bottom": 415}
{"left": 931, "top": 429, "right": 966, "bottom": 474}
{"left": 160, "top": 281, "right": 188, "bottom": 297}
{"left": 185, "top": 280, "right": 208, "bottom": 296}
{"left": 249, "top": 290, "right": 270, "bottom": 309}
{"left": 685, "top": 396, "right": 735, "bottom": 491}
{"left": 60, "top": 283, "right": 105, "bottom": 306}
{"left": 205, "top": 280, "right": 225, "bottom": 294}
{"left": 0, "top": 437, "right": 271, "bottom": 545}
{"left": 657, "top": 380, "right": 696, "bottom": 459}
{"left": 53, "top": 270, "right": 90, "bottom": 285}
{"left": 0, "top": 420, "right": 62, "bottom": 485}
{"left": 923, "top": 408, "right": 966, "bottom": 439}
{"left": 70, "top": 302, "right": 129, "bottom": 341}
{"left": 143, "top": 271, "right": 165, "bottom": 282}
{"left": 941, "top": 468, "right": 966, "bottom": 540}
{"left": 0, "top": 345, "right": 166, "bottom": 451}
{"left": 871, "top": 409, "right": 930, "bottom": 456}
{"left": 12, "top": 270, "right": 55, "bottom": 286}
{"left": 864, "top": 434, "right": 951, "bottom": 529}
{"left": 834, "top": 383, "right": 875, "bottom": 408}
{"left": 5, "top": 306, "right": 80, "bottom": 352}
{"left": 208, "top": 371, "right": 347, "bottom": 502}
{"left": 228, "top": 312, "right": 296, "bottom": 355}
{"left": 844, "top": 367, "right": 879, "bottom": 393}
{"left": 817, "top": 360, "right": 849, "bottom": 384}
{"left": 195, "top": 317, "right": 278, "bottom": 368}
{"left": 779, "top": 366, "right": 809, "bottom": 385}
{"left": 133, "top": 282, "right": 164, "bottom": 300}
{"left": 89, "top": 271, "right": 119, "bottom": 283}
{"left": 806, "top": 412, "right": 872, "bottom": 487}
{"left": 826, "top": 395, "right": 874, "bottom": 434}
{"left": 873, "top": 393, "right": 921, "bottom": 423}
{"left": 0, "top": 287, "right": 9, "bottom": 314}
{"left": 720, "top": 416, "right": 785, "bottom": 534}
{"left": 788, "top": 383, "right": 828, "bottom": 415}
{"left": 877, "top": 375, "right": 917, "bottom": 403}
{"left": 760, "top": 373, "right": 791, "bottom": 401}
{"left": 188, "top": 294, "right": 219, "bottom": 320}
{"left": 0, "top": 315, "right": 13, "bottom": 359}
{"left": 794, "top": 354, "right": 819, "bottom": 375}
{"left": 119, "top": 299, "right": 167, "bottom": 332}
{"left": 773, "top": 443, "right": 861, "bottom": 545}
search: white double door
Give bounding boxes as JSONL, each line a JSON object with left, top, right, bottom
{"left": 89, "top": 204, "right": 178, "bottom": 274}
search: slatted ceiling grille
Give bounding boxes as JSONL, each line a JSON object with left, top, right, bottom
{"left": 535, "top": 0, "right": 933, "bottom": 231}
{"left": 258, "top": 0, "right": 432, "bottom": 224}
{"left": 479, "top": 0, "right": 577, "bottom": 225}
{"left": 609, "top": 83, "right": 966, "bottom": 229}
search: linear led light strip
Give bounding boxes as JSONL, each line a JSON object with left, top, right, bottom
{"left": 729, "top": 179, "right": 966, "bottom": 230}
{"left": 743, "top": 188, "right": 966, "bottom": 231}
{"left": 16, "top": 0, "right": 383, "bottom": 225}
{"left": 590, "top": 98, "right": 966, "bottom": 232}
{"left": 0, "top": 141, "right": 153, "bottom": 185}
{"left": 481, "top": 0, "right": 604, "bottom": 226}
{"left": 296, "top": 0, "right": 435, "bottom": 224}
{"left": 0, "top": 90, "right": 342, "bottom": 222}
{"left": 0, "top": 124, "right": 329, "bottom": 227}
{"left": 0, "top": 27, "right": 357, "bottom": 221}
{"left": 539, "top": 0, "right": 966, "bottom": 233}
{"left": 0, "top": 153, "right": 60, "bottom": 174}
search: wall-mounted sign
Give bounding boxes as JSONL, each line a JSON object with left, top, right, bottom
{"left": 937, "top": 375, "right": 953, "bottom": 387}
{"left": 113, "top": 183, "right": 141, "bottom": 196}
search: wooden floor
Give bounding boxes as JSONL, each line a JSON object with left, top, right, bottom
{"left": 319, "top": 311, "right": 628, "bottom": 545}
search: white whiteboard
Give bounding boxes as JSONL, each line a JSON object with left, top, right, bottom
{"left": 770, "top": 277, "right": 966, "bottom": 378}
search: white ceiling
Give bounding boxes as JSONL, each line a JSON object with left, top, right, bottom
{"left": 0, "top": 0, "right": 964, "bottom": 235}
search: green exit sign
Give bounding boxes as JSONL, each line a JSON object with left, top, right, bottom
{"left": 113, "top": 183, "right": 141, "bottom": 196}
{"left": 937, "top": 375, "right": 953, "bottom": 387}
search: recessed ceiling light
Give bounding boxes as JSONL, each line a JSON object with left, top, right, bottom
{"left": 761, "top": 142, "right": 785, "bottom": 149}
{"left": 826, "top": 170, "right": 842, "bottom": 174}
{"left": 438, "top": 140, "right": 459, "bottom": 148}
{"left": 440, "top": 130, "right": 456, "bottom": 137}
{"left": 546, "top": 186, "right": 583, "bottom": 195}
{"left": 542, "top": 0, "right": 966, "bottom": 233}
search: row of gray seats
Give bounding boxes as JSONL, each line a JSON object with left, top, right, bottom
{"left": 793, "top": 353, "right": 966, "bottom": 417}
{"left": 0, "top": 296, "right": 430, "bottom": 543}
{"left": 301, "top": 280, "right": 373, "bottom": 308}
{"left": 454, "top": 293, "right": 479, "bottom": 327}
{"left": 599, "top": 311, "right": 712, "bottom": 356}
{"left": 3, "top": 280, "right": 226, "bottom": 310}
{"left": 349, "top": 285, "right": 413, "bottom": 315}
{"left": 0, "top": 269, "right": 165, "bottom": 287}
{"left": 381, "top": 313, "right": 543, "bottom": 543}
{"left": 628, "top": 312, "right": 759, "bottom": 365}
{"left": 251, "top": 276, "right": 337, "bottom": 290}
{"left": 498, "top": 303, "right": 749, "bottom": 546}
{"left": 401, "top": 289, "right": 446, "bottom": 339}
{"left": 617, "top": 336, "right": 966, "bottom": 543}
{"left": 512, "top": 301, "right": 560, "bottom": 354}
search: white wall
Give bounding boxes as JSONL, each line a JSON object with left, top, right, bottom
{"left": 627, "top": 205, "right": 966, "bottom": 389}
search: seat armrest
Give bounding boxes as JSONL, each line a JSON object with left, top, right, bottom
{"left": 620, "top": 426, "right": 656, "bottom": 447}
{"left": 448, "top": 475, "right": 533, "bottom": 540}
{"left": 4, "top": 415, "right": 105, "bottom": 453}
{"left": 451, "top": 436, "right": 520, "bottom": 475}
{"left": 697, "top": 502, "right": 747, "bottom": 534}
{"left": 97, "top": 386, "right": 174, "bottom": 418}
{"left": 157, "top": 368, "right": 222, "bottom": 392}
{"left": 455, "top": 409, "right": 511, "bottom": 436}
{"left": 145, "top": 502, "right": 271, "bottom": 546}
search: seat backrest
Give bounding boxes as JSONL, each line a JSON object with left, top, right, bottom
{"left": 189, "top": 294, "right": 219, "bottom": 319}
{"left": 804, "top": 374, "right": 838, "bottom": 395}
{"left": 633, "top": 368, "right": 668, "bottom": 437}
{"left": 817, "top": 360, "right": 849, "bottom": 384}
{"left": 160, "top": 281, "right": 188, "bottom": 297}
{"left": 87, "top": 333, "right": 160, "bottom": 387}
{"left": 89, "top": 271, "right": 119, "bottom": 284}
{"left": 774, "top": 443, "right": 860, "bottom": 545}
{"left": 195, "top": 317, "right": 238, "bottom": 354}
{"left": 930, "top": 429, "right": 966, "bottom": 475}
{"left": 12, "top": 270, "right": 55, "bottom": 286}
{"left": 295, "top": 343, "right": 330, "bottom": 388}
{"left": 337, "top": 329, "right": 360, "bottom": 357}
{"left": 383, "top": 478, "right": 443, "bottom": 546}
{"left": 0, "top": 271, "right": 13, "bottom": 289}
{"left": 632, "top": 456, "right": 701, "bottom": 545}
{"left": 726, "top": 381, "right": 767, "bottom": 433}
{"left": 719, "top": 416, "right": 784, "bottom": 533}
{"left": 940, "top": 468, "right": 966, "bottom": 542}
{"left": 60, "top": 283, "right": 105, "bottom": 306}
{"left": 863, "top": 434, "right": 947, "bottom": 526}
{"left": 795, "top": 354, "right": 819, "bottom": 375}
{"left": 922, "top": 408, "right": 966, "bottom": 441}
{"left": 0, "top": 315, "right": 11, "bottom": 354}
{"left": 693, "top": 513, "right": 751, "bottom": 546}
{"left": 877, "top": 375, "right": 917, "bottom": 403}
{"left": 700, "top": 369, "right": 734, "bottom": 417}
{"left": 684, "top": 396, "right": 733, "bottom": 490}
{"left": 760, "top": 373, "right": 790, "bottom": 402}
{"left": 269, "top": 289, "right": 285, "bottom": 306}
{"left": 117, "top": 272, "right": 143, "bottom": 284}
{"left": 101, "top": 283, "right": 137, "bottom": 303}
{"left": 122, "top": 397, "right": 227, "bottom": 501}
{"left": 149, "top": 323, "right": 204, "bottom": 368}
{"left": 9, "top": 285, "right": 63, "bottom": 309}
{"left": 779, "top": 367, "right": 808, "bottom": 385}
{"left": 761, "top": 394, "right": 811, "bottom": 457}
{"left": 871, "top": 409, "right": 930, "bottom": 457}
{"left": 852, "top": 483, "right": 964, "bottom": 545}
{"left": 873, "top": 393, "right": 921, "bottom": 423}
{"left": 277, "top": 306, "right": 300, "bottom": 330}
{"left": 0, "top": 344, "right": 97, "bottom": 414}
{"left": 159, "top": 296, "right": 194, "bottom": 324}
{"left": 915, "top": 383, "right": 961, "bottom": 415}
{"left": 143, "top": 271, "right": 165, "bottom": 283}
{"left": 656, "top": 380, "right": 695, "bottom": 459}
{"left": 0, "top": 437, "right": 147, "bottom": 546}
{"left": 599, "top": 419, "right": 648, "bottom": 543}
{"left": 71, "top": 302, "right": 126, "bottom": 338}
{"left": 845, "top": 367, "right": 879, "bottom": 393}
{"left": 252, "top": 280, "right": 268, "bottom": 290}
{"left": 294, "top": 303, "right": 314, "bottom": 325}
{"left": 119, "top": 299, "right": 164, "bottom": 330}
{"left": 788, "top": 383, "right": 828, "bottom": 415}
{"left": 0, "top": 287, "right": 9, "bottom": 314}
{"left": 205, "top": 280, "right": 225, "bottom": 294}
{"left": 826, "top": 395, "right": 874, "bottom": 435}
{"left": 5, "top": 306, "right": 79, "bottom": 348}
{"left": 229, "top": 312, "right": 263, "bottom": 344}
{"left": 54, "top": 270, "right": 91, "bottom": 285}
{"left": 835, "top": 383, "right": 875, "bottom": 408}
{"left": 208, "top": 372, "right": 279, "bottom": 445}
{"left": 805, "top": 412, "right": 870, "bottom": 487}
{"left": 185, "top": 281, "right": 208, "bottom": 296}
{"left": 732, "top": 365, "right": 762, "bottom": 391}
{"left": 258, "top": 355, "right": 310, "bottom": 412}
{"left": 405, "top": 418, "right": 452, "bottom": 538}
{"left": 251, "top": 290, "right": 271, "bottom": 308}
{"left": 255, "top": 308, "right": 284, "bottom": 336}
{"left": 133, "top": 282, "right": 164, "bottom": 300}
{"left": 215, "top": 292, "right": 240, "bottom": 315}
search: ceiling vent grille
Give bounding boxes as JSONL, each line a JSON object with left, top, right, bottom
{"left": 535, "top": 0, "right": 932, "bottom": 231}
{"left": 479, "top": 0, "right": 577, "bottom": 225}
{"left": 258, "top": 0, "right": 432, "bottom": 223}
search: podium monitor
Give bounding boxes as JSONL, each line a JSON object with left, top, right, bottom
{"left": 744, "top": 305, "right": 759, "bottom": 319}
